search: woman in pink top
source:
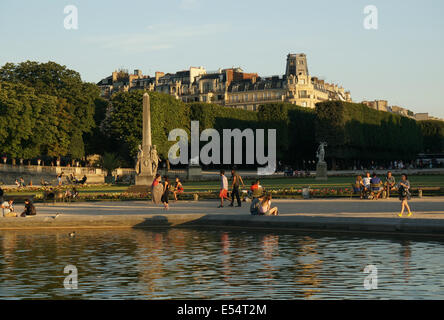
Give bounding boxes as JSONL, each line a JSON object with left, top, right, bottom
{"left": 259, "top": 194, "right": 278, "bottom": 216}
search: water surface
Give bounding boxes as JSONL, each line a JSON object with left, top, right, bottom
{"left": 0, "top": 228, "right": 443, "bottom": 299}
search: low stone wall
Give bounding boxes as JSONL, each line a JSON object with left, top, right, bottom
{"left": 0, "top": 164, "right": 105, "bottom": 185}
{"left": 2, "top": 213, "right": 444, "bottom": 236}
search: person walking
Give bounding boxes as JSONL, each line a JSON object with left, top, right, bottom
{"left": 398, "top": 174, "right": 412, "bottom": 217}
{"left": 161, "top": 176, "right": 170, "bottom": 210}
{"left": 218, "top": 170, "right": 229, "bottom": 208}
{"left": 229, "top": 169, "right": 245, "bottom": 207}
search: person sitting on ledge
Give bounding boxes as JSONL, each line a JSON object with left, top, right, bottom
{"left": 20, "top": 199, "right": 36, "bottom": 217}
{"left": 250, "top": 192, "right": 265, "bottom": 215}
{"left": 1, "top": 199, "right": 16, "bottom": 217}
{"left": 173, "top": 177, "right": 184, "bottom": 201}
{"left": 69, "top": 174, "right": 79, "bottom": 184}
{"left": 258, "top": 194, "right": 278, "bottom": 216}
{"left": 79, "top": 175, "right": 87, "bottom": 185}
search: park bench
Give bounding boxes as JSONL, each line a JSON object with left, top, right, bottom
{"left": 351, "top": 184, "right": 441, "bottom": 199}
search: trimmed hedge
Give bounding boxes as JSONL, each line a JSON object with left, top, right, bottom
{"left": 418, "top": 120, "right": 444, "bottom": 153}
{"left": 315, "top": 101, "right": 423, "bottom": 160}
{"left": 105, "top": 92, "right": 441, "bottom": 166}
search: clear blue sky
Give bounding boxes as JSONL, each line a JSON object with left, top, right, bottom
{"left": 1, "top": 0, "right": 443, "bottom": 117}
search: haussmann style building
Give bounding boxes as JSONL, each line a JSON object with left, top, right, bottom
{"left": 97, "top": 53, "right": 352, "bottom": 111}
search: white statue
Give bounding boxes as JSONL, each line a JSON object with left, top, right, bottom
{"left": 316, "top": 142, "right": 327, "bottom": 163}
{"left": 135, "top": 144, "right": 143, "bottom": 174}
{"left": 150, "top": 145, "right": 161, "bottom": 174}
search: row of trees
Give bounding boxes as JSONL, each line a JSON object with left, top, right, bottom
{"left": 1, "top": 61, "right": 443, "bottom": 168}
{"left": 0, "top": 61, "right": 104, "bottom": 160}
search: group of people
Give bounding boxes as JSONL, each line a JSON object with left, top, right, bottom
{"left": 151, "top": 175, "right": 184, "bottom": 209}
{"left": 56, "top": 172, "right": 87, "bottom": 186}
{"left": 354, "top": 172, "right": 412, "bottom": 216}
{"left": 1, "top": 187, "right": 37, "bottom": 218}
{"left": 14, "top": 177, "right": 28, "bottom": 188}
{"left": 219, "top": 169, "right": 279, "bottom": 215}
{"left": 68, "top": 174, "right": 87, "bottom": 185}
{"left": 355, "top": 171, "right": 398, "bottom": 200}
{"left": 1, "top": 199, "right": 36, "bottom": 218}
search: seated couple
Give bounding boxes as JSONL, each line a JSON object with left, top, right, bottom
{"left": 1, "top": 199, "right": 36, "bottom": 217}
{"left": 250, "top": 193, "right": 278, "bottom": 216}
{"left": 354, "top": 172, "right": 384, "bottom": 199}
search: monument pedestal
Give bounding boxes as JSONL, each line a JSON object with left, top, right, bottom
{"left": 315, "top": 161, "right": 328, "bottom": 181}
{"left": 187, "top": 165, "right": 202, "bottom": 181}
{"left": 127, "top": 175, "right": 155, "bottom": 194}
{"left": 135, "top": 174, "right": 154, "bottom": 186}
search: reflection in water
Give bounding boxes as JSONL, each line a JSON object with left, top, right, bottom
{"left": 1, "top": 228, "right": 444, "bottom": 299}
{"left": 400, "top": 240, "right": 411, "bottom": 284}
{"left": 295, "top": 236, "right": 322, "bottom": 299}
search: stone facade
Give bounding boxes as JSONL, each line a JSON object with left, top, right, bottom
{"left": 0, "top": 164, "right": 105, "bottom": 185}
{"left": 97, "top": 54, "right": 352, "bottom": 110}
{"left": 362, "top": 100, "right": 389, "bottom": 112}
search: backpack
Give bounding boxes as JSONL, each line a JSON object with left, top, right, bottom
{"left": 250, "top": 198, "right": 261, "bottom": 215}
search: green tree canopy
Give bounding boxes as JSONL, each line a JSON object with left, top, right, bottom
{"left": 0, "top": 61, "right": 101, "bottom": 159}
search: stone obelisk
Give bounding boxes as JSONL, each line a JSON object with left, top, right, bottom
{"left": 135, "top": 93, "right": 155, "bottom": 188}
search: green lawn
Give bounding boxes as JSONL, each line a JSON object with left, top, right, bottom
{"left": 178, "top": 175, "right": 444, "bottom": 192}
{"left": 5, "top": 175, "right": 443, "bottom": 197}
{"left": 7, "top": 175, "right": 444, "bottom": 196}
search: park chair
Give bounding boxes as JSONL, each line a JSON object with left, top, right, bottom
{"left": 351, "top": 183, "right": 364, "bottom": 199}
{"left": 370, "top": 182, "right": 383, "bottom": 199}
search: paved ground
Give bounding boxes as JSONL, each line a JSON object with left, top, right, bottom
{"left": 2, "top": 198, "right": 444, "bottom": 235}
{"left": 28, "top": 197, "right": 444, "bottom": 219}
